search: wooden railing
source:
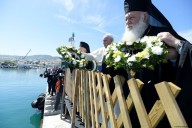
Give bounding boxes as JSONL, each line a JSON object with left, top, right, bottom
{"left": 63, "top": 68, "right": 188, "bottom": 128}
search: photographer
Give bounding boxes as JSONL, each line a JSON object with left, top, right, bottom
{"left": 43, "top": 68, "right": 53, "bottom": 95}
{"left": 54, "top": 73, "right": 64, "bottom": 111}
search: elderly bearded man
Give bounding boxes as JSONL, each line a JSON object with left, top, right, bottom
{"left": 121, "top": 0, "right": 192, "bottom": 127}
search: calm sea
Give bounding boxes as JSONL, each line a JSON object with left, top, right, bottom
{"left": 0, "top": 68, "right": 47, "bottom": 128}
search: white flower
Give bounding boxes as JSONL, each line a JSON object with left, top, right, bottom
{"left": 114, "top": 55, "right": 121, "bottom": 62}
{"left": 125, "top": 53, "right": 130, "bottom": 57}
{"left": 127, "top": 62, "right": 132, "bottom": 66}
{"left": 127, "top": 55, "right": 136, "bottom": 62}
{"left": 81, "top": 54, "right": 85, "bottom": 58}
{"left": 65, "top": 55, "right": 69, "bottom": 59}
{"left": 140, "top": 36, "right": 148, "bottom": 42}
{"left": 146, "top": 41, "right": 153, "bottom": 48}
{"left": 135, "top": 51, "right": 149, "bottom": 59}
{"left": 151, "top": 46, "right": 163, "bottom": 55}
{"left": 111, "top": 45, "right": 118, "bottom": 51}
{"left": 79, "top": 62, "right": 83, "bottom": 67}
{"left": 119, "top": 41, "right": 124, "bottom": 45}
{"left": 126, "top": 41, "right": 134, "bottom": 46}
{"left": 155, "top": 41, "right": 163, "bottom": 46}
{"left": 105, "top": 53, "right": 110, "bottom": 59}
{"left": 72, "top": 60, "right": 77, "bottom": 65}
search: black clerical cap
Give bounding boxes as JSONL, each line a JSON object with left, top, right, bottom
{"left": 80, "top": 41, "right": 90, "bottom": 53}
{"left": 124, "top": 0, "right": 173, "bottom": 28}
{"left": 124, "top": 0, "right": 148, "bottom": 13}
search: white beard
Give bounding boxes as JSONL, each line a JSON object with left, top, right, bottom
{"left": 121, "top": 19, "right": 148, "bottom": 42}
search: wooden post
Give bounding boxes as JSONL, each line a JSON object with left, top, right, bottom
{"left": 102, "top": 74, "right": 117, "bottom": 128}
{"left": 97, "top": 73, "right": 108, "bottom": 128}
{"left": 155, "top": 82, "right": 188, "bottom": 127}
{"left": 91, "top": 71, "right": 100, "bottom": 128}
{"left": 71, "top": 69, "right": 80, "bottom": 128}
{"left": 88, "top": 71, "right": 95, "bottom": 128}
{"left": 128, "top": 78, "right": 151, "bottom": 127}
{"left": 149, "top": 82, "right": 182, "bottom": 127}
{"left": 114, "top": 75, "right": 132, "bottom": 128}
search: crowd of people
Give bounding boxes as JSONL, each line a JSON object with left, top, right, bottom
{"left": 41, "top": 0, "right": 192, "bottom": 126}
{"left": 42, "top": 66, "right": 65, "bottom": 111}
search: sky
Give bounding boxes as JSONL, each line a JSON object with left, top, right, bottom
{"left": 0, "top": 0, "right": 192, "bottom": 57}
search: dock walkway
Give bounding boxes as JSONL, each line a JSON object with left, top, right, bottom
{"left": 41, "top": 94, "right": 71, "bottom": 128}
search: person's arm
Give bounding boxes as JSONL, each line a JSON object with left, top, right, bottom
{"left": 83, "top": 47, "right": 105, "bottom": 65}
{"left": 157, "top": 32, "right": 185, "bottom": 61}
{"left": 157, "top": 32, "right": 182, "bottom": 54}
{"left": 83, "top": 53, "right": 95, "bottom": 61}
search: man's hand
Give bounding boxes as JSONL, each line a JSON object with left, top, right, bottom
{"left": 157, "top": 32, "right": 180, "bottom": 49}
{"left": 157, "top": 32, "right": 180, "bottom": 60}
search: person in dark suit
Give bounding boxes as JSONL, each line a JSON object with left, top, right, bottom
{"left": 119, "top": 0, "right": 192, "bottom": 126}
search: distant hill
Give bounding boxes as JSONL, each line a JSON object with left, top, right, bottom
{"left": 0, "top": 55, "right": 61, "bottom": 61}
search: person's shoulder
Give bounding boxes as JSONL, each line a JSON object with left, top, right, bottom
{"left": 151, "top": 25, "right": 171, "bottom": 31}
{"left": 148, "top": 25, "right": 175, "bottom": 36}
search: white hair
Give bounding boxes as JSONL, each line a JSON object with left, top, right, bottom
{"left": 121, "top": 12, "right": 148, "bottom": 42}
{"left": 103, "top": 34, "right": 114, "bottom": 42}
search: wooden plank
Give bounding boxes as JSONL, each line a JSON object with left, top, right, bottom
{"left": 155, "top": 82, "right": 188, "bottom": 127}
{"left": 88, "top": 71, "right": 95, "bottom": 128}
{"left": 114, "top": 75, "right": 132, "bottom": 128}
{"left": 149, "top": 82, "right": 181, "bottom": 128}
{"left": 91, "top": 71, "right": 100, "bottom": 128}
{"left": 82, "top": 70, "right": 87, "bottom": 123}
{"left": 102, "top": 74, "right": 117, "bottom": 128}
{"left": 71, "top": 69, "right": 80, "bottom": 127}
{"left": 79, "top": 70, "right": 83, "bottom": 117}
{"left": 128, "top": 78, "right": 151, "bottom": 127}
{"left": 84, "top": 71, "right": 90, "bottom": 128}
{"left": 71, "top": 69, "right": 76, "bottom": 102}
{"left": 81, "top": 70, "right": 85, "bottom": 121}
{"left": 126, "top": 79, "right": 144, "bottom": 112}
{"left": 97, "top": 73, "right": 108, "bottom": 128}
{"left": 65, "top": 68, "right": 72, "bottom": 100}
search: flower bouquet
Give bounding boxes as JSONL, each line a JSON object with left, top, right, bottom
{"left": 56, "top": 46, "right": 88, "bottom": 69}
{"left": 105, "top": 36, "right": 168, "bottom": 74}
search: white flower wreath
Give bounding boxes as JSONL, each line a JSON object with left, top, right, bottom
{"left": 105, "top": 36, "right": 168, "bottom": 72}
{"left": 56, "top": 46, "right": 88, "bottom": 68}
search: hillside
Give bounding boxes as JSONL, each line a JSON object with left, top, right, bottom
{"left": 0, "top": 55, "right": 61, "bottom": 61}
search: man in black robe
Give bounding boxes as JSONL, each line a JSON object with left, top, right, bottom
{"left": 120, "top": 0, "right": 192, "bottom": 126}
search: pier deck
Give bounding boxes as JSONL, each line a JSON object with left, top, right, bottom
{"left": 41, "top": 94, "right": 71, "bottom": 128}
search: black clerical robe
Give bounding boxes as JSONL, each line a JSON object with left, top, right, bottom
{"left": 139, "top": 25, "right": 192, "bottom": 127}
{"left": 175, "top": 41, "right": 192, "bottom": 126}
{"left": 102, "top": 25, "right": 192, "bottom": 126}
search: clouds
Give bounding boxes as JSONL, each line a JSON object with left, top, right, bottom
{"left": 55, "top": 14, "right": 77, "bottom": 24}
{"left": 52, "top": 0, "right": 112, "bottom": 30}
{"left": 52, "top": 0, "right": 74, "bottom": 11}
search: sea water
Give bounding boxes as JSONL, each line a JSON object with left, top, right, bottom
{"left": 0, "top": 68, "right": 47, "bottom": 128}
